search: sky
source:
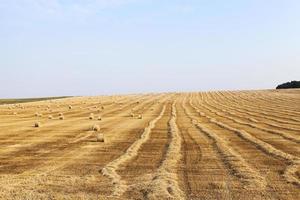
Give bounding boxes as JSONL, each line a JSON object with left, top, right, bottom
{"left": 1, "top": 0, "right": 300, "bottom": 98}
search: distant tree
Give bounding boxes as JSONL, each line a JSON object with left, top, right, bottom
{"left": 276, "top": 81, "right": 300, "bottom": 89}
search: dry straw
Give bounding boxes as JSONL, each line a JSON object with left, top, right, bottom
{"left": 34, "top": 122, "right": 41, "bottom": 127}
{"left": 89, "top": 113, "right": 94, "bottom": 120}
{"left": 92, "top": 124, "right": 100, "bottom": 131}
{"left": 35, "top": 112, "right": 43, "bottom": 117}
{"left": 96, "top": 133, "right": 104, "bottom": 142}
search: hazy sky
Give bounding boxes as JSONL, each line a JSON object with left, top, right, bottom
{"left": 1, "top": 0, "right": 300, "bottom": 98}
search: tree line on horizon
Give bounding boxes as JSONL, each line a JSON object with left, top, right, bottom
{"left": 276, "top": 81, "right": 300, "bottom": 89}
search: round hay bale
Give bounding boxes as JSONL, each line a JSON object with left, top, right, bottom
{"left": 89, "top": 113, "right": 94, "bottom": 120}
{"left": 96, "top": 133, "right": 104, "bottom": 142}
{"left": 92, "top": 124, "right": 100, "bottom": 131}
{"left": 34, "top": 122, "right": 41, "bottom": 127}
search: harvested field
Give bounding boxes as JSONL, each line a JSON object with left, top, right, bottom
{"left": 0, "top": 90, "right": 299, "bottom": 199}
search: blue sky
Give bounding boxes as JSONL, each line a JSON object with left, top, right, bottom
{"left": 1, "top": 0, "right": 300, "bottom": 98}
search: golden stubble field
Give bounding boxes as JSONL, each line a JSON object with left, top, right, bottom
{"left": 0, "top": 90, "right": 299, "bottom": 200}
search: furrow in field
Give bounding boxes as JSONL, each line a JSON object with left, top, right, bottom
{"left": 0, "top": 95, "right": 147, "bottom": 129}
{"left": 222, "top": 92, "right": 300, "bottom": 120}
{"left": 210, "top": 119, "right": 300, "bottom": 185}
{"left": 198, "top": 96, "right": 300, "bottom": 158}
{"left": 191, "top": 98, "right": 300, "bottom": 186}
{"left": 238, "top": 92, "right": 300, "bottom": 113}
{"left": 0, "top": 94, "right": 160, "bottom": 155}
{"left": 185, "top": 100, "right": 267, "bottom": 189}
{"left": 226, "top": 90, "right": 300, "bottom": 109}
{"left": 0, "top": 96, "right": 167, "bottom": 198}
{"left": 1, "top": 91, "right": 300, "bottom": 199}
{"left": 113, "top": 103, "right": 172, "bottom": 199}
{"left": 211, "top": 91, "right": 300, "bottom": 129}
{"left": 178, "top": 97, "right": 235, "bottom": 199}
{"left": 211, "top": 96, "right": 300, "bottom": 131}
{"left": 0, "top": 96, "right": 163, "bottom": 174}
{"left": 189, "top": 97, "right": 300, "bottom": 199}
{"left": 101, "top": 104, "right": 167, "bottom": 196}
{"left": 122, "top": 101, "right": 185, "bottom": 200}
{"left": 202, "top": 98, "right": 300, "bottom": 144}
